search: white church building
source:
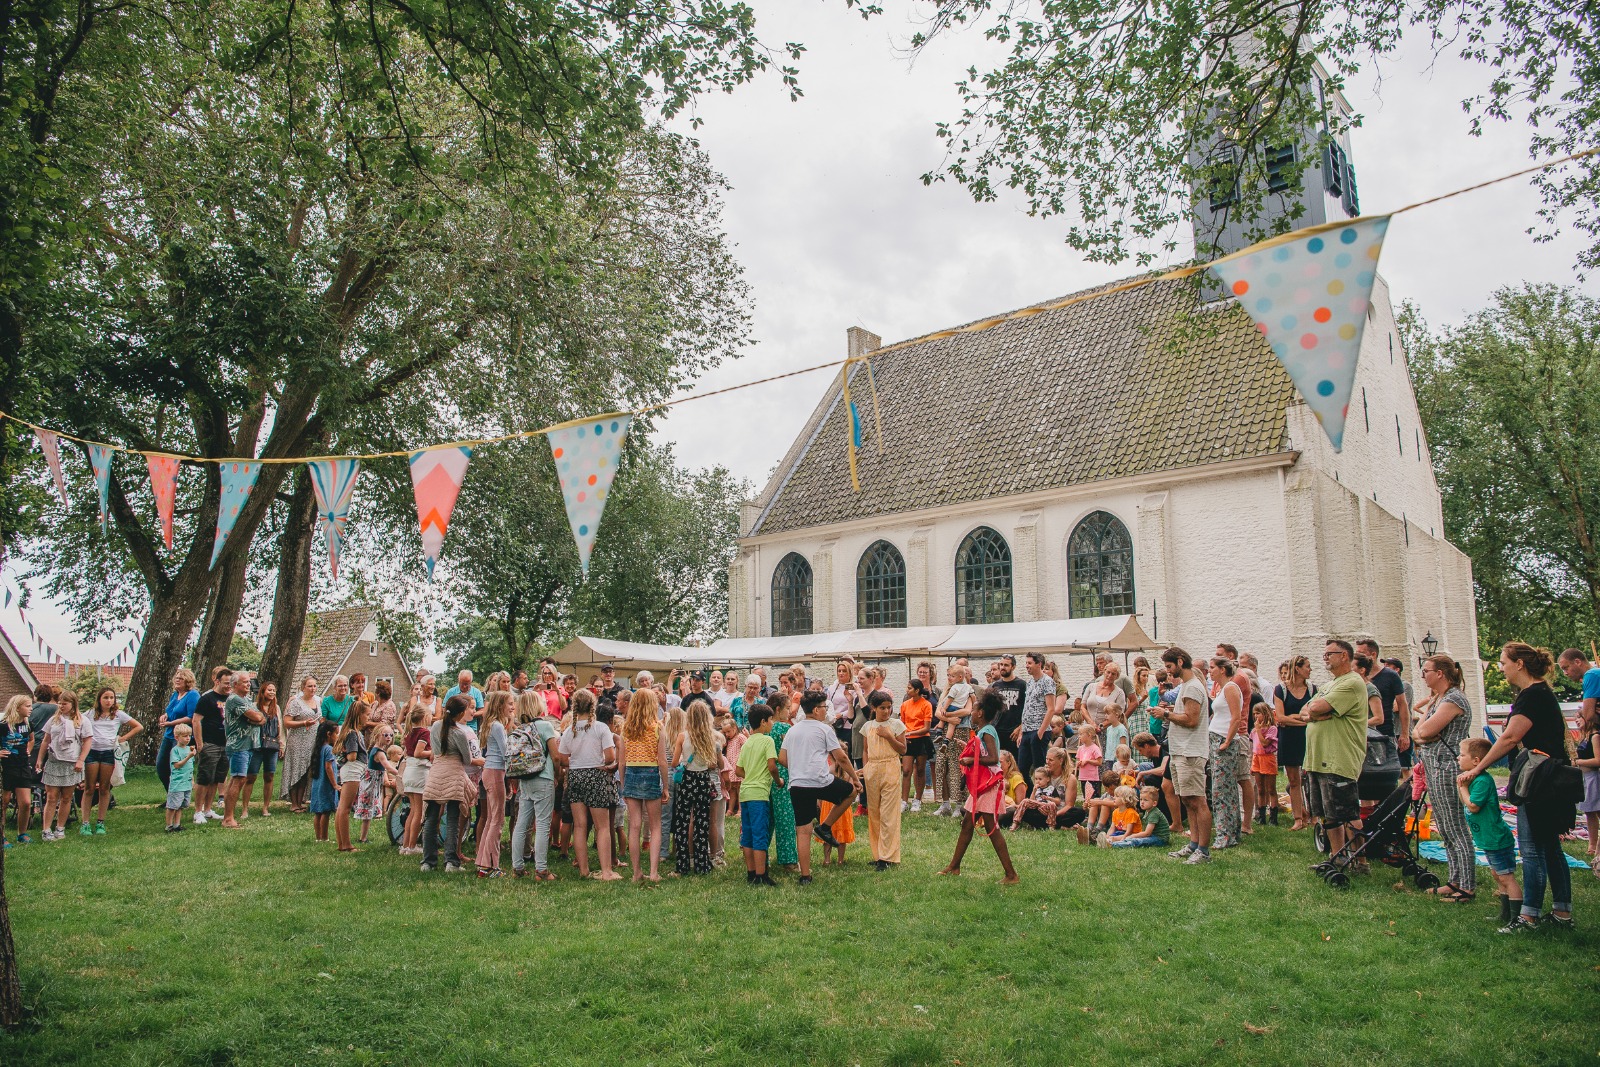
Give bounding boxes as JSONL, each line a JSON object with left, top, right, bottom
{"left": 726, "top": 96, "right": 1485, "bottom": 709}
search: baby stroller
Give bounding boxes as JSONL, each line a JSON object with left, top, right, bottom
{"left": 1315, "top": 778, "right": 1440, "bottom": 890}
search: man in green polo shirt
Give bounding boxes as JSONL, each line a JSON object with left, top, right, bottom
{"left": 1304, "top": 638, "right": 1370, "bottom": 865}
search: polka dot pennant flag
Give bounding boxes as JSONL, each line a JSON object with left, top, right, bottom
{"left": 208, "top": 460, "right": 262, "bottom": 569}
{"left": 409, "top": 445, "right": 473, "bottom": 579}
{"left": 308, "top": 458, "right": 362, "bottom": 579}
{"left": 34, "top": 428, "right": 68, "bottom": 506}
{"left": 146, "top": 455, "right": 181, "bottom": 550}
{"left": 547, "top": 414, "right": 630, "bottom": 575}
{"left": 89, "top": 443, "right": 114, "bottom": 536}
{"left": 1208, "top": 216, "right": 1390, "bottom": 451}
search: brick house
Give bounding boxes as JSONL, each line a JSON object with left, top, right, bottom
{"left": 292, "top": 607, "right": 415, "bottom": 702}
{"left": 0, "top": 627, "right": 40, "bottom": 708}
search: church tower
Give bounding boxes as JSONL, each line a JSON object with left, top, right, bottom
{"left": 1189, "top": 63, "right": 1362, "bottom": 263}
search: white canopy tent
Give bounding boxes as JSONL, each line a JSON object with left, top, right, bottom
{"left": 931, "top": 615, "right": 1159, "bottom": 657}
{"left": 549, "top": 636, "right": 705, "bottom": 675}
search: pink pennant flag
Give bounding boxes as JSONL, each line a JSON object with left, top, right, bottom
{"left": 147, "top": 456, "right": 181, "bottom": 550}
{"left": 35, "top": 429, "right": 68, "bottom": 506}
{"left": 1209, "top": 216, "right": 1390, "bottom": 450}
{"left": 408, "top": 446, "right": 472, "bottom": 579}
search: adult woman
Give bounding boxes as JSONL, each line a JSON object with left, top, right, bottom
{"left": 243, "top": 681, "right": 280, "bottom": 817}
{"left": 1081, "top": 664, "right": 1128, "bottom": 729}
{"left": 1206, "top": 658, "right": 1247, "bottom": 849}
{"left": 1272, "top": 657, "right": 1315, "bottom": 831}
{"left": 474, "top": 691, "right": 514, "bottom": 878}
{"left": 1461, "top": 643, "right": 1576, "bottom": 932}
{"left": 404, "top": 673, "right": 442, "bottom": 727}
{"left": 484, "top": 671, "right": 511, "bottom": 698}
{"left": 1128, "top": 664, "right": 1153, "bottom": 740}
{"left": 156, "top": 668, "right": 198, "bottom": 790}
{"left": 1412, "top": 654, "right": 1475, "bottom": 902}
{"left": 398, "top": 701, "right": 432, "bottom": 854}
{"left": 320, "top": 675, "right": 354, "bottom": 726}
{"left": 672, "top": 700, "right": 722, "bottom": 874}
{"left": 279, "top": 676, "right": 322, "bottom": 811}
{"left": 83, "top": 687, "right": 141, "bottom": 835}
{"left": 421, "top": 695, "right": 475, "bottom": 872}
{"left": 560, "top": 689, "right": 621, "bottom": 880}
{"left": 933, "top": 664, "right": 975, "bottom": 817}
{"left": 332, "top": 701, "right": 372, "bottom": 852}
{"left": 371, "top": 680, "right": 398, "bottom": 728}
{"left": 729, "top": 677, "right": 760, "bottom": 731}
{"left": 532, "top": 664, "right": 567, "bottom": 719}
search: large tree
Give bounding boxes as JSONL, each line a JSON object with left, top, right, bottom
{"left": 915, "top": 0, "right": 1600, "bottom": 265}
{"left": 1404, "top": 284, "right": 1600, "bottom": 653}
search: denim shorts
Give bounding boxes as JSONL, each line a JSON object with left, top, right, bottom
{"left": 622, "top": 765, "right": 663, "bottom": 801}
{"left": 227, "top": 749, "right": 252, "bottom": 778}
{"left": 1482, "top": 845, "right": 1517, "bottom": 876}
{"left": 86, "top": 748, "right": 117, "bottom": 766}
{"left": 248, "top": 748, "right": 279, "bottom": 776}
{"left": 166, "top": 789, "right": 191, "bottom": 811}
{"left": 739, "top": 800, "right": 772, "bottom": 849}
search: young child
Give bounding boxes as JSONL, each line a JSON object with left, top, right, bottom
{"left": 354, "top": 724, "right": 396, "bottom": 845}
{"left": 1074, "top": 725, "right": 1102, "bottom": 802}
{"left": 1110, "top": 745, "right": 1138, "bottom": 789}
{"left": 734, "top": 706, "right": 778, "bottom": 886}
{"left": 164, "top": 724, "right": 195, "bottom": 832}
{"left": 1110, "top": 786, "right": 1172, "bottom": 848}
{"left": 382, "top": 743, "right": 405, "bottom": 813}
{"left": 1458, "top": 737, "right": 1522, "bottom": 929}
{"left": 309, "top": 720, "right": 339, "bottom": 843}
{"left": 1, "top": 695, "right": 34, "bottom": 846}
{"left": 1251, "top": 702, "right": 1280, "bottom": 825}
{"left": 1012, "top": 766, "right": 1067, "bottom": 831}
{"left": 36, "top": 692, "right": 89, "bottom": 841}
{"left": 938, "top": 688, "right": 1019, "bottom": 884}
{"left": 1101, "top": 706, "right": 1129, "bottom": 778}
{"left": 1095, "top": 786, "right": 1145, "bottom": 846}
{"left": 899, "top": 679, "right": 932, "bottom": 813}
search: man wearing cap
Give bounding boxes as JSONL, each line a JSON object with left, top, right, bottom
{"left": 597, "top": 664, "right": 625, "bottom": 707}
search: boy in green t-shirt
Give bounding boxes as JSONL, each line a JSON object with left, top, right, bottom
{"left": 1456, "top": 737, "right": 1521, "bottom": 927}
{"left": 735, "top": 707, "right": 779, "bottom": 886}
{"left": 1110, "top": 786, "right": 1171, "bottom": 848}
{"left": 165, "top": 724, "right": 196, "bottom": 833}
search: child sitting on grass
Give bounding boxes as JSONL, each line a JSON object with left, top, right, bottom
{"left": 1080, "top": 785, "right": 1140, "bottom": 844}
{"left": 1110, "top": 786, "right": 1171, "bottom": 848}
{"left": 164, "top": 724, "right": 195, "bottom": 833}
{"left": 1074, "top": 725, "right": 1102, "bottom": 802}
{"left": 1457, "top": 737, "right": 1522, "bottom": 928}
{"left": 1012, "top": 766, "right": 1067, "bottom": 830}
{"left": 1110, "top": 745, "right": 1138, "bottom": 789}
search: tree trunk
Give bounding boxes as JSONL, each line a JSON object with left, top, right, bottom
{"left": 194, "top": 549, "right": 249, "bottom": 682}
{"left": 0, "top": 833, "right": 22, "bottom": 1028}
{"left": 258, "top": 467, "right": 316, "bottom": 699}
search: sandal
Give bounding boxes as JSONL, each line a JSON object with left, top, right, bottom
{"left": 1430, "top": 884, "right": 1474, "bottom": 902}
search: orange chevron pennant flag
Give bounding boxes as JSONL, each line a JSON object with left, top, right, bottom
{"left": 409, "top": 446, "right": 472, "bottom": 579}
{"left": 146, "top": 455, "right": 181, "bottom": 549}
{"left": 208, "top": 461, "right": 262, "bottom": 568}
{"left": 89, "top": 443, "right": 114, "bottom": 534}
{"left": 35, "top": 428, "right": 68, "bottom": 505}
{"left": 547, "top": 414, "right": 629, "bottom": 575}
{"left": 1208, "top": 216, "right": 1390, "bottom": 450}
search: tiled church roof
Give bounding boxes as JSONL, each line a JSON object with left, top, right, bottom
{"left": 751, "top": 277, "right": 1296, "bottom": 535}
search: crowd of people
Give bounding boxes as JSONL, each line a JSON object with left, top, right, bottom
{"left": 2, "top": 639, "right": 1593, "bottom": 930}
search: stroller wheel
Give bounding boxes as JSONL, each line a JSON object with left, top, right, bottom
{"left": 1327, "top": 870, "right": 1350, "bottom": 889}
{"left": 1415, "top": 870, "right": 1440, "bottom": 891}
{"left": 1313, "top": 823, "right": 1329, "bottom": 853}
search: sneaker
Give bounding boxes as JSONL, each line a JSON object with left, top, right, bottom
{"left": 194, "top": 812, "right": 207, "bottom": 825}
{"left": 910, "top": 799, "right": 921, "bottom": 813}
{"left": 79, "top": 821, "right": 94, "bottom": 836}
{"left": 746, "top": 871, "right": 757, "bottom": 885}
{"left": 1497, "top": 916, "right": 1538, "bottom": 934}
{"left": 1168, "top": 844, "right": 1195, "bottom": 859}
{"left": 872, "top": 860, "right": 888, "bottom": 872}
{"left": 813, "top": 822, "right": 840, "bottom": 848}
{"left": 420, "top": 862, "right": 435, "bottom": 872}
{"left": 934, "top": 803, "right": 951, "bottom": 817}
{"left": 758, "top": 873, "right": 778, "bottom": 887}
{"left": 17, "top": 833, "right": 30, "bottom": 844}
{"left": 94, "top": 822, "right": 107, "bottom": 836}
{"left": 797, "top": 875, "right": 813, "bottom": 886}
{"left": 444, "top": 863, "right": 462, "bottom": 873}
{"left": 1185, "top": 849, "right": 1212, "bottom": 864}
{"left": 477, "top": 868, "right": 504, "bottom": 879}
{"left": 1540, "top": 913, "right": 1576, "bottom": 930}
{"left": 1096, "top": 833, "right": 1111, "bottom": 849}
{"left": 901, "top": 800, "right": 910, "bottom": 813}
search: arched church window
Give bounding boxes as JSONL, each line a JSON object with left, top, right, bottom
{"left": 1067, "top": 511, "right": 1135, "bottom": 618}
{"left": 856, "top": 540, "right": 906, "bottom": 629}
{"left": 955, "top": 527, "right": 1013, "bottom": 625}
{"left": 770, "top": 553, "right": 813, "bottom": 637}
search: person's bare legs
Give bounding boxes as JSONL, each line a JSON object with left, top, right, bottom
{"left": 1286, "top": 767, "right": 1309, "bottom": 828}
{"left": 626, "top": 797, "right": 646, "bottom": 881}
{"left": 796, "top": 823, "right": 814, "bottom": 876}
{"left": 645, "top": 797, "right": 663, "bottom": 880}
{"left": 87, "top": 762, "right": 115, "bottom": 826}
{"left": 1185, "top": 796, "right": 1212, "bottom": 849}
{"left": 403, "top": 792, "right": 425, "bottom": 849}
{"left": 940, "top": 812, "right": 976, "bottom": 874}
{"left": 222, "top": 776, "right": 246, "bottom": 828}
{"left": 981, "top": 812, "right": 1019, "bottom": 883}
{"left": 591, "top": 806, "right": 621, "bottom": 879}
{"left": 818, "top": 783, "right": 860, "bottom": 830}
{"left": 333, "top": 780, "right": 358, "bottom": 848}
{"left": 572, "top": 806, "right": 592, "bottom": 876}
{"left": 241, "top": 774, "right": 257, "bottom": 816}
{"left": 11, "top": 787, "right": 30, "bottom": 839}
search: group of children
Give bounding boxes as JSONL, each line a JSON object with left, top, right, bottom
{"left": 2, "top": 686, "right": 143, "bottom": 845}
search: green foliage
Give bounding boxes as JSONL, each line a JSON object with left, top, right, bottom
{"left": 4, "top": 773, "right": 1599, "bottom": 1064}
{"left": 61, "top": 664, "right": 124, "bottom": 708}
{"left": 916, "top": 0, "right": 1600, "bottom": 266}
{"left": 226, "top": 633, "right": 261, "bottom": 673}
{"left": 1404, "top": 286, "right": 1600, "bottom": 657}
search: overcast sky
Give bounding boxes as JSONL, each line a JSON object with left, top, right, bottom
{"left": 7, "top": 2, "right": 1597, "bottom": 663}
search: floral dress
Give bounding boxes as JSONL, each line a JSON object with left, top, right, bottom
{"left": 769, "top": 720, "right": 798, "bottom": 866}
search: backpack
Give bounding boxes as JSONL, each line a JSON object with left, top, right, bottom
{"left": 504, "top": 722, "right": 548, "bottom": 779}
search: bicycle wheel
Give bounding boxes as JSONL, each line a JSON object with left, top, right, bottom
{"left": 387, "top": 795, "right": 410, "bottom": 847}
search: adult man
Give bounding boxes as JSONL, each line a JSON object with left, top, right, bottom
{"left": 1153, "top": 646, "right": 1213, "bottom": 864}
{"left": 1134, "top": 730, "right": 1181, "bottom": 834}
{"left": 782, "top": 691, "right": 863, "bottom": 884}
{"left": 192, "top": 666, "right": 232, "bottom": 823}
{"left": 1356, "top": 638, "right": 1410, "bottom": 763}
{"left": 681, "top": 671, "right": 715, "bottom": 714}
{"left": 1559, "top": 648, "right": 1600, "bottom": 721}
{"left": 595, "top": 664, "right": 625, "bottom": 706}
{"left": 220, "top": 670, "right": 265, "bottom": 828}
{"left": 509, "top": 670, "right": 529, "bottom": 698}
{"left": 1304, "top": 639, "right": 1370, "bottom": 868}
{"left": 988, "top": 655, "right": 1028, "bottom": 759}
{"left": 1013, "top": 652, "right": 1057, "bottom": 782}
{"left": 445, "top": 669, "right": 485, "bottom": 709}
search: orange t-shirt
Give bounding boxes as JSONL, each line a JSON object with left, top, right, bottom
{"left": 900, "top": 698, "right": 933, "bottom": 738}
{"left": 1111, "top": 807, "right": 1141, "bottom": 836}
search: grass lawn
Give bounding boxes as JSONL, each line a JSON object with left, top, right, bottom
{"left": 3, "top": 768, "right": 1597, "bottom": 1066}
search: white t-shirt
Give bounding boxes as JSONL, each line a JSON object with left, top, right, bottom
{"left": 1166, "top": 677, "right": 1212, "bottom": 758}
{"left": 783, "top": 717, "right": 843, "bottom": 789}
{"left": 88, "top": 710, "right": 135, "bottom": 751}
{"left": 824, "top": 682, "right": 853, "bottom": 725}
{"left": 712, "top": 689, "right": 735, "bottom": 710}
{"left": 560, "top": 722, "right": 615, "bottom": 770}
{"left": 45, "top": 716, "right": 91, "bottom": 761}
